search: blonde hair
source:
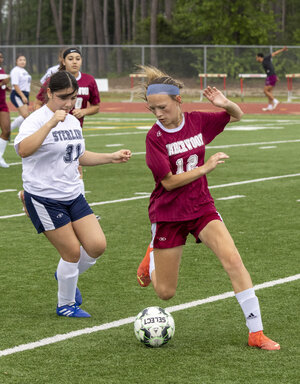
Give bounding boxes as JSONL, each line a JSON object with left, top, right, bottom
{"left": 137, "top": 65, "right": 184, "bottom": 100}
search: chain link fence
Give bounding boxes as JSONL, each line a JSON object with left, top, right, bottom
{"left": 1, "top": 44, "right": 299, "bottom": 96}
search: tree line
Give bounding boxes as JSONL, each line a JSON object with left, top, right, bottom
{"left": 1, "top": 0, "right": 299, "bottom": 47}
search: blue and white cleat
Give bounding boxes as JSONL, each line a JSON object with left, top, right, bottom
{"left": 56, "top": 304, "right": 91, "bottom": 318}
{"left": 54, "top": 271, "right": 83, "bottom": 306}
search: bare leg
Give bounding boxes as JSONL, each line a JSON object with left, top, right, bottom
{"left": 263, "top": 85, "right": 274, "bottom": 104}
{"left": 198, "top": 220, "right": 253, "bottom": 293}
{"left": 151, "top": 246, "right": 183, "bottom": 300}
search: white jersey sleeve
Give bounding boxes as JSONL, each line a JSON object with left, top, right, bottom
{"left": 40, "top": 64, "right": 59, "bottom": 84}
{"left": 14, "top": 105, "right": 85, "bottom": 200}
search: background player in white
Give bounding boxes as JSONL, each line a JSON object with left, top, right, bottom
{"left": 0, "top": 51, "right": 11, "bottom": 167}
{"left": 39, "top": 48, "right": 65, "bottom": 84}
{"left": 14, "top": 71, "right": 131, "bottom": 318}
{"left": 136, "top": 65, "right": 280, "bottom": 350}
{"left": 34, "top": 47, "right": 100, "bottom": 195}
{"left": 10, "top": 54, "right": 31, "bottom": 132}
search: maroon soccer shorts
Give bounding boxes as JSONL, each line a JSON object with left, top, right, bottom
{"left": 152, "top": 207, "right": 223, "bottom": 249}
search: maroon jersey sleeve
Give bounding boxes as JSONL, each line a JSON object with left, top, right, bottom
{"left": 88, "top": 77, "right": 100, "bottom": 105}
{"left": 36, "top": 80, "right": 49, "bottom": 103}
{"left": 146, "top": 128, "right": 171, "bottom": 184}
{"left": 189, "top": 111, "right": 230, "bottom": 145}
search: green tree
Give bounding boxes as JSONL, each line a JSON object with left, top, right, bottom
{"left": 171, "top": 0, "right": 278, "bottom": 45}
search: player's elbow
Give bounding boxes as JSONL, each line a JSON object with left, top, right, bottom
{"left": 236, "top": 110, "right": 244, "bottom": 121}
{"left": 161, "top": 180, "right": 175, "bottom": 191}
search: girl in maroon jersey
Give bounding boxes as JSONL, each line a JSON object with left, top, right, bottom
{"left": 137, "top": 65, "right": 280, "bottom": 351}
{"left": 35, "top": 47, "right": 100, "bottom": 126}
{"left": 0, "top": 51, "right": 10, "bottom": 168}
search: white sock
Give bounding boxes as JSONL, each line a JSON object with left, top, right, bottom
{"left": 149, "top": 247, "right": 155, "bottom": 280}
{"left": 57, "top": 259, "right": 79, "bottom": 307}
{"left": 0, "top": 138, "right": 8, "bottom": 157}
{"left": 10, "top": 115, "right": 24, "bottom": 132}
{"left": 78, "top": 246, "right": 97, "bottom": 275}
{"left": 236, "top": 288, "right": 263, "bottom": 333}
{"left": 273, "top": 99, "right": 279, "bottom": 103}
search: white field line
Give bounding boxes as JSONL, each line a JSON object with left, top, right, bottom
{"left": 131, "top": 139, "right": 300, "bottom": 155}
{"left": 0, "top": 189, "right": 17, "bottom": 193}
{"left": 5, "top": 140, "right": 300, "bottom": 167}
{"left": 1, "top": 173, "right": 300, "bottom": 219}
{"left": 0, "top": 273, "right": 299, "bottom": 358}
{"left": 216, "top": 195, "right": 245, "bottom": 200}
{"left": 201, "top": 139, "right": 300, "bottom": 150}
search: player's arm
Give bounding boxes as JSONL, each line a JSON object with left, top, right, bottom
{"left": 0, "top": 76, "right": 9, "bottom": 86}
{"left": 161, "top": 152, "right": 229, "bottom": 191}
{"left": 79, "top": 149, "right": 131, "bottom": 166}
{"left": 18, "top": 110, "right": 67, "bottom": 157}
{"left": 203, "top": 86, "right": 243, "bottom": 122}
{"left": 272, "top": 46, "right": 287, "bottom": 57}
{"left": 72, "top": 103, "right": 100, "bottom": 119}
{"left": 14, "top": 84, "right": 28, "bottom": 104}
{"left": 33, "top": 98, "right": 43, "bottom": 110}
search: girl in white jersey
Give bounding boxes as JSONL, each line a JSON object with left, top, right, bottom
{"left": 14, "top": 71, "right": 132, "bottom": 318}
{"left": 136, "top": 65, "right": 280, "bottom": 351}
{"left": 10, "top": 54, "right": 31, "bottom": 132}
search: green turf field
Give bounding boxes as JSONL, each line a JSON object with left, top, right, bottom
{"left": 0, "top": 112, "right": 299, "bottom": 383}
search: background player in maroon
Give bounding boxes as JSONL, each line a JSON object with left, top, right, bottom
{"left": 0, "top": 51, "right": 11, "bottom": 168}
{"left": 137, "top": 65, "right": 280, "bottom": 351}
{"left": 35, "top": 47, "right": 100, "bottom": 126}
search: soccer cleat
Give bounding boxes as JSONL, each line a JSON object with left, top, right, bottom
{"left": 248, "top": 331, "right": 280, "bottom": 350}
{"left": 18, "top": 190, "right": 29, "bottom": 217}
{"left": 137, "top": 244, "right": 152, "bottom": 287}
{"left": 0, "top": 157, "right": 9, "bottom": 168}
{"left": 54, "top": 271, "right": 83, "bottom": 306}
{"left": 272, "top": 99, "right": 280, "bottom": 110}
{"left": 56, "top": 304, "right": 91, "bottom": 318}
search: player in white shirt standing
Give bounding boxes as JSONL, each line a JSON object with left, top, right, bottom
{"left": 10, "top": 54, "right": 31, "bottom": 132}
{"left": 14, "top": 71, "right": 132, "bottom": 317}
{"left": 39, "top": 48, "right": 64, "bottom": 84}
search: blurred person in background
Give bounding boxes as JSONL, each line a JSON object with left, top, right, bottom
{"left": 256, "top": 46, "right": 287, "bottom": 111}
{"left": 10, "top": 54, "right": 31, "bottom": 132}
{"left": 0, "top": 51, "right": 11, "bottom": 168}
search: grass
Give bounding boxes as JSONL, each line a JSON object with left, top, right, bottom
{"left": 0, "top": 112, "right": 299, "bottom": 383}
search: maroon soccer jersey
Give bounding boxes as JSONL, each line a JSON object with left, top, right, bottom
{"left": 0, "top": 67, "right": 9, "bottom": 112}
{"left": 36, "top": 72, "right": 100, "bottom": 127}
{"left": 146, "top": 111, "right": 230, "bottom": 223}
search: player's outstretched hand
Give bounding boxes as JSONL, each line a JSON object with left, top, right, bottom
{"left": 203, "top": 86, "right": 229, "bottom": 108}
{"left": 111, "top": 149, "right": 132, "bottom": 163}
{"left": 202, "top": 152, "right": 229, "bottom": 174}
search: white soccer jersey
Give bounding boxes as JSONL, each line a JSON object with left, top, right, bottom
{"left": 40, "top": 64, "right": 59, "bottom": 84}
{"left": 14, "top": 105, "right": 85, "bottom": 200}
{"left": 10, "top": 66, "right": 31, "bottom": 92}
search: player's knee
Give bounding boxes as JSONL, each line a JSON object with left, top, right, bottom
{"left": 223, "top": 250, "right": 244, "bottom": 273}
{"left": 87, "top": 238, "right": 107, "bottom": 258}
{"left": 156, "top": 285, "right": 176, "bottom": 301}
{"left": 64, "top": 246, "right": 81, "bottom": 263}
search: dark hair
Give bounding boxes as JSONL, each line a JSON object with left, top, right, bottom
{"left": 16, "top": 54, "right": 26, "bottom": 62}
{"left": 62, "top": 47, "right": 81, "bottom": 59}
{"left": 48, "top": 70, "right": 78, "bottom": 94}
{"left": 257, "top": 53, "right": 264, "bottom": 58}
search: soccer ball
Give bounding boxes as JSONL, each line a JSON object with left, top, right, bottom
{"left": 134, "top": 306, "right": 175, "bottom": 347}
